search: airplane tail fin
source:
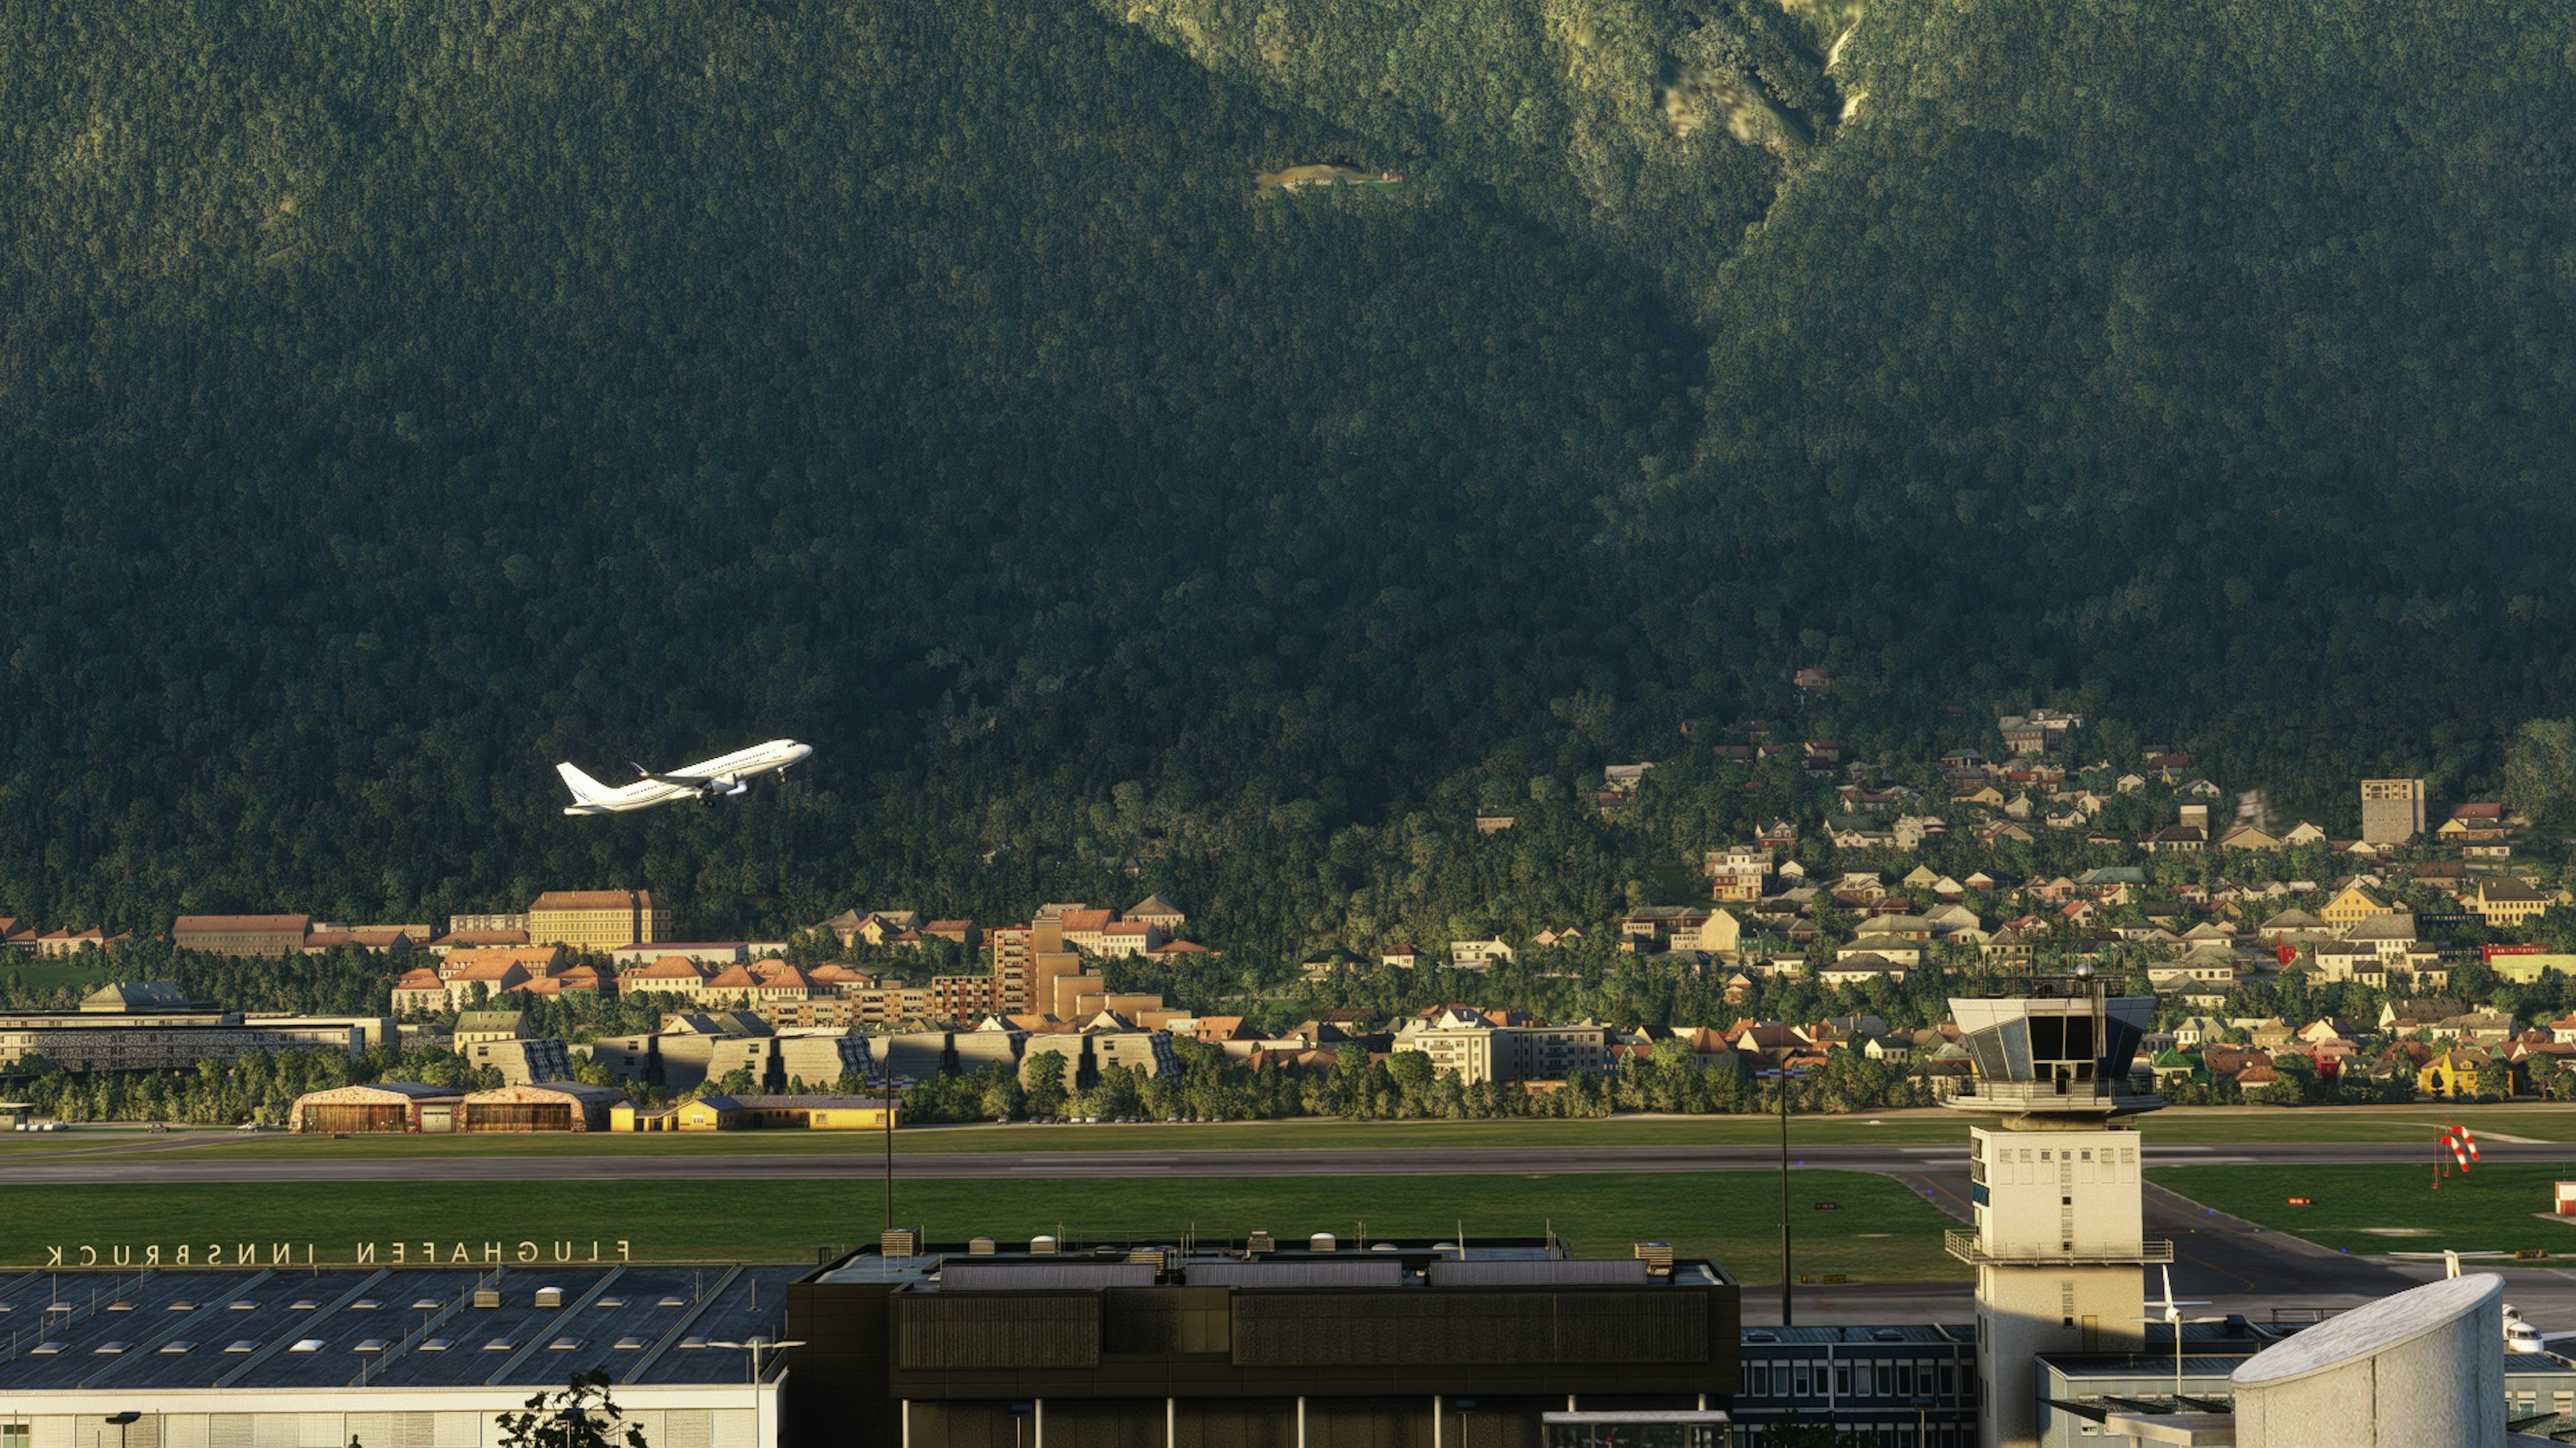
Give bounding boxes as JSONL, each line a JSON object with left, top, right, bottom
{"left": 557, "top": 761, "right": 613, "bottom": 804}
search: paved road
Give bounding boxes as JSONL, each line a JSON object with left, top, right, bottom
{"left": 3, "top": 1138, "right": 2565, "bottom": 1184}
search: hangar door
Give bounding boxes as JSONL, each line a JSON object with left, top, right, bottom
{"left": 303, "top": 1103, "right": 408, "bottom": 1133}
{"left": 462, "top": 1101, "right": 572, "bottom": 1131}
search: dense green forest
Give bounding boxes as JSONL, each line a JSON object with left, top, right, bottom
{"left": 4, "top": 0, "right": 2574, "bottom": 962}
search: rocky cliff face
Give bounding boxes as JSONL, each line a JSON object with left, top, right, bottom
{"left": 1095, "top": 0, "right": 1845, "bottom": 301}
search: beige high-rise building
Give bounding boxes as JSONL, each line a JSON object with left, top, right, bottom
{"left": 527, "top": 889, "right": 672, "bottom": 953}
{"left": 2359, "top": 777, "right": 2427, "bottom": 844}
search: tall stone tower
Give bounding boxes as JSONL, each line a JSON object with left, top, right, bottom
{"left": 1945, "top": 980, "right": 2167, "bottom": 1448}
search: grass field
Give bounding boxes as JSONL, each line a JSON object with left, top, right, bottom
{"left": 16, "top": 1104, "right": 2576, "bottom": 1158}
{"left": 0, "top": 1170, "right": 1966, "bottom": 1282}
{"left": 2150, "top": 1162, "right": 2576, "bottom": 1260}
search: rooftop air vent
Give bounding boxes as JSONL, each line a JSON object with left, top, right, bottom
{"left": 482, "top": 1339, "right": 514, "bottom": 1352}
{"left": 594, "top": 1297, "right": 625, "bottom": 1309}
{"left": 169, "top": 1302, "right": 197, "bottom": 1313}
{"left": 548, "top": 1337, "right": 580, "bottom": 1351}
{"left": 290, "top": 1339, "right": 325, "bottom": 1353}
{"left": 613, "top": 1337, "right": 647, "bottom": 1351}
{"left": 1029, "top": 1235, "right": 1058, "bottom": 1256}
{"left": 160, "top": 1341, "right": 194, "bottom": 1354}
{"left": 1246, "top": 1231, "right": 1275, "bottom": 1254}
{"left": 420, "top": 1339, "right": 451, "bottom": 1352}
{"left": 30, "top": 1343, "right": 62, "bottom": 1355}
{"left": 357, "top": 1339, "right": 388, "bottom": 1353}
{"left": 107, "top": 1301, "right": 133, "bottom": 1312}
{"left": 290, "top": 1300, "right": 319, "bottom": 1311}
{"left": 472, "top": 1289, "right": 501, "bottom": 1308}
{"left": 95, "top": 1342, "right": 129, "bottom": 1355}
{"left": 411, "top": 1299, "right": 440, "bottom": 1310}
{"left": 1309, "top": 1233, "right": 1337, "bottom": 1254}
{"left": 1634, "top": 1242, "right": 1675, "bottom": 1275}
{"left": 352, "top": 1300, "right": 380, "bottom": 1311}
{"left": 881, "top": 1228, "right": 923, "bottom": 1258}
{"left": 533, "top": 1288, "right": 563, "bottom": 1308}
{"left": 223, "top": 1340, "right": 258, "bottom": 1353}
{"left": 968, "top": 1238, "right": 996, "bottom": 1256}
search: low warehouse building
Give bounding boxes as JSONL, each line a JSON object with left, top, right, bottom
{"left": 610, "top": 1093, "right": 897, "bottom": 1131}
{"left": 287, "top": 1080, "right": 465, "bottom": 1133}
{"left": 455, "top": 1081, "right": 630, "bottom": 1131}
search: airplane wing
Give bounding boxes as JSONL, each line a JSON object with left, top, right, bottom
{"left": 631, "top": 761, "right": 718, "bottom": 787}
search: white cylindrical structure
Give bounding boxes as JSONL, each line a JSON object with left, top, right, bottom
{"left": 2232, "top": 1272, "right": 2504, "bottom": 1448}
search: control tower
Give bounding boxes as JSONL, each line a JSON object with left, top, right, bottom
{"left": 1944, "top": 977, "right": 2167, "bottom": 1448}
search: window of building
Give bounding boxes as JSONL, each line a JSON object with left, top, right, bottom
{"left": 1898, "top": 1363, "right": 1915, "bottom": 1396}
{"left": 1875, "top": 1363, "right": 1892, "bottom": 1396}
{"left": 3, "top": 1424, "right": 28, "bottom": 1448}
{"left": 1835, "top": 1365, "right": 1853, "bottom": 1397}
{"left": 1794, "top": 1365, "right": 1811, "bottom": 1397}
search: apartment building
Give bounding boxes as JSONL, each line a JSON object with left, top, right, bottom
{"left": 2359, "top": 777, "right": 2427, "bottom": 844}
{"left": 527, "top": 889, "right": 673, "bottom": 952}
{"left": 171, "top": 913, "right": 311, "bottom": 956}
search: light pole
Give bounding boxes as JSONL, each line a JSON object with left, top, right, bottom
{"left": 106, "top": 1411, "right": 140, "bottom": 1448}
{"left": 1756, "top": 1066, "right": 1808, "bottom": 1326}
{"left": 707, "top": 1339, "right": 806, "bottom": 1448}
{"left": 881, "top": 1070, "right": 898, "bottom": 1231}
{"left": 707, "top": 1337, "right": 807, "bottom": 1384}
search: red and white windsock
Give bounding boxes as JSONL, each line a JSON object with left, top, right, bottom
{"left": 2444, "top": 1125, "right": 2480, "bottom": 1172}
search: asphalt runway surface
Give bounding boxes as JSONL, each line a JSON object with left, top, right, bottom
{"left": 5, "top": 1138, "right": 2569, "bottom": 1184}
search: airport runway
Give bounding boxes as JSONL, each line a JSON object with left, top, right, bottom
{"left": 4, "top": 1138, "right": 2566, "bottom": 1184}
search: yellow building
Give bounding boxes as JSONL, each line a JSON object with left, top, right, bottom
{"left": 610, "top": 1093, "right": 898, "bottom": 1131}
{"left": 2467, "top": 876, "right": 2551, "bottom": 928}
{"left": 528, "top": 889, "right": 672, "bottom": 952}
{"left": 2487, "top": 952, "right": 2576, "bottom": 985}
{"left": 2319, "top": 881, "right": 2395, "bottom": 928}
{"left": 2416, "top": 1049, "right": 2493, "bottom": 1099}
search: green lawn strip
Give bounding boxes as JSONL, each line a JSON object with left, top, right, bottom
{"left": 2144, "top": 1108, "right": 2576, "bottom": 1144}
{"left": 0, "top": 1171, "right": 1965, "bottom": 1282}
{"left": 68, "top": 1117, "right": 1965, "bottom": 1158}
{"left": 2149, "top": 1161, "right": 2576, "bottom": 1259}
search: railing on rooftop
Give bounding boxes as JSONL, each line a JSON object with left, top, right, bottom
{"left": 1944, "top": 1230, "right": 2172, "bottom": 1267}
{"left": 1950, "top": 1079, "right": 2163, "bottom": 1112}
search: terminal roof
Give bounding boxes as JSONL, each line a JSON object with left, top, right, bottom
{"left": 0, "top": 1264, "right": 798, "bottom": 1390}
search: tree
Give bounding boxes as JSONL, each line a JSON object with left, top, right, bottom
{"left": 2504, "top": 720, "right": 2576, "bottom": 834}
{"left": 496, "top": 1374, "right": 648, "bottom": 1448}
{"left": 1022, "top": 1051, "right": 1071, "bottom": 1119}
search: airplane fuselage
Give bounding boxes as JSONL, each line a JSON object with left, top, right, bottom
{"left": 559, "top": 739, "right": 812, "bottom": 816}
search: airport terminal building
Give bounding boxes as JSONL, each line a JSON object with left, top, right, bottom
{"left": 0, "top": 1264, "right": 796, "bottom": 1448}
{"left": 783, "top": 1234, "right": 1739, "bottom": 1448}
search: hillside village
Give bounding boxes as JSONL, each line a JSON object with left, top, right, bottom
{"left": 8, "top": 712, "right": 2576, "bottom": 1121}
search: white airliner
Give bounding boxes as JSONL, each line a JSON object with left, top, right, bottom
{"left": 557, "top": 739, "right": 813, "bottom": 815}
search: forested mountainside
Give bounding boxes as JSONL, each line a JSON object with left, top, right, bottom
{"left": 3, "top": 0, "right": 2574, "bottom": 947}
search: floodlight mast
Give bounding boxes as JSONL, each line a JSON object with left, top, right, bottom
{"left": 1756, "top": 1066, "right": 1807, "bottom": 1326}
